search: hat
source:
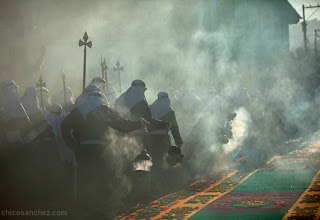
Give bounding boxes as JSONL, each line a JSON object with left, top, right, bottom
{"left": 92, "top": 77, "right": 106, "bottom": 84}
{"left": 158, "top": 92, "right": 169, "bottom": 99}
{"left": 131, "top": 79, "right": 146, "bottom": 88}
{"left": 87, "top": 91, "right": 103, "bottom": 98}
{"left": 86, "top": 84, "right": 100, "bottom": 93}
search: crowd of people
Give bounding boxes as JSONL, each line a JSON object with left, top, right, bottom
{"left": 1, "top": 72, "right": 320, "bottom": 219}
{"left": 0, "top": 76, "right": 185, "bottom": 218}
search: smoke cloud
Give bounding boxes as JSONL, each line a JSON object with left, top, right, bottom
{"left": 1, "top": 0, "right": 320, "bottom": 216}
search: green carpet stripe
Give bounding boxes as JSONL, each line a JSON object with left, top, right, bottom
{"left": 190, "top": 209, "right": 288, "bottom": 220}
{"left": 232, "top": 171, "right": 317, "bottom": 193}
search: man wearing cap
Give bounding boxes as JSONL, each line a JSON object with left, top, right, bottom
{"left": 39, "top": 104, "right": 74, "bottom": 162}
{"left": 91, "top": 76, "right": 117, "bottom": 105}
{"left": 149, "top": 92, "right": 183, "bottom": 192}
{"left": 61, "top": 88, "right": 149, "bottom": 212}
{"left": 0, "top": 81, "right": 30, "bottom": 209}
{"left": 113, "top": 80, "right": 169, "bottom": 201}
{"left": 149, "top": 91, "right": 183, "bottom": 149}
{"left": 0, "top": 80, "right": 30, "bottom": 144}
{"left": 75, "top": 79, "right": 108, "bottom": 105}
{"left": 113, "top": 79, "right": 168, "bottom": 162}
{"left": 91, "top": 76, "right": 106, "bottom": 91}
{"left": 21, "top": 103, "right": 75, "bottom": 205}
{"left": 114, "top": 80, "right": 159, "bottom": 123}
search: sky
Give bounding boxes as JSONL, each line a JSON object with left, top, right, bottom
{"left": 287, "top": 0, "right": 320, "bottom": 50}
{"left": 288, "top": 0, "right": 320, "bottom": 21}
{"left": 1, "top": 0, "right": 319, "bottom": 92}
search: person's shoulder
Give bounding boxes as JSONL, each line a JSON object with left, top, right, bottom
{"left": 132, "top": 99, "right": 149, "bottom": 110}
{"left": 139, "top": 99, "right": 149, "bottom": 106}
{"left": 93, "top": 104, "right": 113, "bottom": 113}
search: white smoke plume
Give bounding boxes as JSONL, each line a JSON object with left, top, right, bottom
{"left": 223, "top": 107, "right": 251, "bottom": 153}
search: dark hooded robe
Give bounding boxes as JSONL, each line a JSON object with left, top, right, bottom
{"left": 149, "top": 92, "right": 183, "bottom": 166}
{"left": 148, "top": 92, "right": 184, "bottom": 193}
{"left": 61, "top": 91, "right": 142, "bottom": 209}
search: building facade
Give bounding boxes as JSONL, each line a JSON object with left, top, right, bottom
{"left": 202, "top": 0, "right": 300, "bottom": 64}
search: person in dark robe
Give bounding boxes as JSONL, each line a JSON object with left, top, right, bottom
{"left": 75, "top": 83, "right": 100, "bottom": 105}
{"left": 20, "top": 87, "right": 43, "bottom": 127}
{"left": 91, "top": 76, "right": 106, "bottom": 91}
{"left": 75, "top": 82, "right": 108, "bottom": 105}
{"left": 149, "top": 92, "right": 183, "bottom": 193}
{"left": 0, "top": 80, "right": 30, "bottom": 145}
{"left": 114, "top": 79, "right": 165, "bottom": 133}
{"left": 114, "top": 80, "right": 153, "bottom": 122}
{"left": 42, "top": 104, "right": 74, "bottom": 163}
{"left": 113, "top": 80, "right": 168, "bottom": 153}
{"left": 149, "top": 92, "right": 183, "bottom": 162}
{"left": 114, "top": 80, "right": 168, "bottom": 199}
{"left": 61, "top": 89, "right": 149, "bottom": 215}
{"left": 0, "top": 80, "right": 30, "bottom": 209}
{"left": 30, "top": 104, "right": 75, "bottom": 205}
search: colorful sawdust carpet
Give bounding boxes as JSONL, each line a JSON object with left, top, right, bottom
{"left": 122, "top": 140, "right": 320, "bottom": 220}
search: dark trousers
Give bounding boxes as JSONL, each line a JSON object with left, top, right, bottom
{"left": 76, "top": 144, "right": 114, "bottom": 209}
{"left": 147, "top": 135, "right": 171, "bottom": 194}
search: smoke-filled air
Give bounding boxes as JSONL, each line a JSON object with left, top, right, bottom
{"left": 1, "top": 0, "right": 320, "bottom": 219}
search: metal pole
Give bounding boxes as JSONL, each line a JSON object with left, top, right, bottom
{"left": 315, "top": 29, "right": 318, "bottom": 53}
{"left": 62, "top": 74, "right": 67, "bottom": 110}
{"left": 79, "top": 32, "right": 92, "bottom": 96}
{"left": 101, "top": 56, "right": 104, "bottom": 79}
{"left": 83, "top": 46, "right": 86, "bottom": 96}
{"left": 104, "top": 58, "right": 108, "bottom": 89}
{"left": 302, "top": 5, "right": 307, "bottom": 51}
{"left": 40, "top": 85, "right": 44, "bottom": 109}
{"left": 105, "top": 70, "right": 108, "bottom": 90}
{"left": 118, "top": 70, "right": 121, "bottom": 94}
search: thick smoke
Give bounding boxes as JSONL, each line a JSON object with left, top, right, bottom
{"left": 1, "top": 0, "right": 320, "bottom": 216}
{"left": 223, "top": 107, "right": 251, "bottom": 153}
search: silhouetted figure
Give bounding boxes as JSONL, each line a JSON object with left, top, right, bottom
{"left": 0, "top": 80, "right": 30, "bottom": 144}
{"left": 61, "top": 89, "right": 147, "bottom": 215}
{"left": 149, "top": 92, "right": 183, "bottom": 163}
{"left": 115, "top": 81, "right": 168, "bottom": 199}
{"left": 114, "top": 80, "right": 153, "bottom": 122}
{"left": 149, "top": 92, "right": 183, "bottom": 194}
